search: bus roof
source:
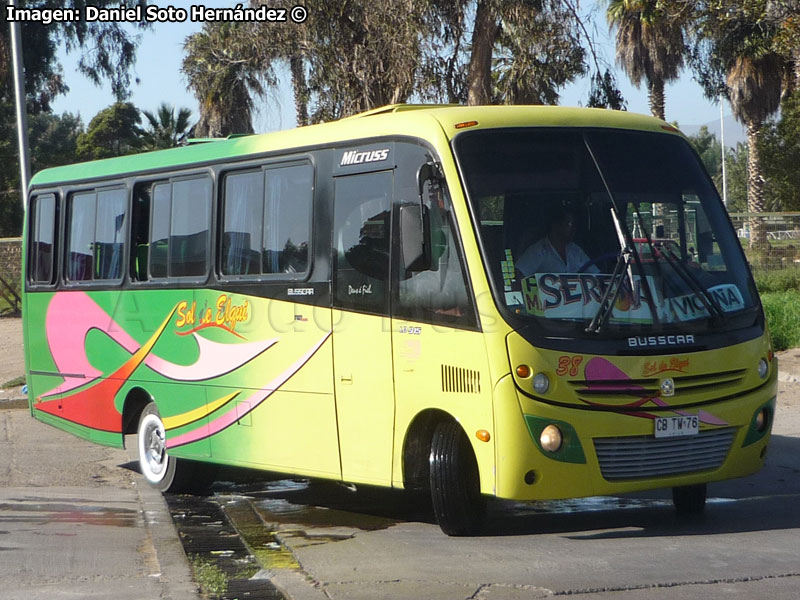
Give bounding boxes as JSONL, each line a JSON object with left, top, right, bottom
{"left": 29, "top": 105, "right": 680, "bottom": 189}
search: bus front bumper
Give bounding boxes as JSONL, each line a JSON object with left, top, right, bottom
{"left": 492, "top": 373, "right": 777, "bottom": 502}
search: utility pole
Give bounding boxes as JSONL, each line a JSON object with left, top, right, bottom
{"left": 9, "top": 0, "right": 31, "bottom": 210}
{"left": 720, "top": 101, "right": 728, "bottom": 209}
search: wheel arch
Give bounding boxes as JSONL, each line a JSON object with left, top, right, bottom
{"left": 401, "top": 409, "right": 463, "bottom": 492}
{"left": 121, "top": 386, "right": 154, "bottom": 446}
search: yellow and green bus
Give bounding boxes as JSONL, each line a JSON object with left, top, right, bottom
{"left": 22, "top": 105, "right": 776, "bottom": 535}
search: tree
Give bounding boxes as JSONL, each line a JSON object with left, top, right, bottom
{"left": 432, "top": 0, "right": 593, "bottom": 107}
{"left": 723, "top": 142, "right": 750, "bottom": 213}
{"left": 239, "top": 0, "right": 599, "bottom": 125}
{"left": 282, "top": 1, "right": 424, "bottom": 122}
{"left": 491, "top": 2, "right": 588, "bottom": 105}
{"left": 0, "top": 111, "right": 82, "bottom": 237}
{"left": 182, "top": 21, "right": 277, "bottom": 136}
{"left": 76, "top": 103, "right": 143, "bottom": 160}
{"left": 141, "top": 103, "right": 193, "bottom": 150}
{"left": 760, "top": 89, "right": 800, "bottom": 210}
{"left": 607, "top": 0, "right": 687, "bottom": 121}
{"left": 0, "top": 0, "right": 149, "bottom": 236}
{"left": 29, "top": 112, "right": 83, "bottom": 173}
{"left": 688, "top": 1, "right": 789, "bottom": 249}
{"left": 686, "top": 125, "right": 723, "bottom": 191}
{"left": 767, "top": 0, "right": 800, "bottom": 93}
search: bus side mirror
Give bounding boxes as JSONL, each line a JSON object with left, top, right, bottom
{"left": 417, "top": 161, "right": 442, "bottom": 198}
{"left": 697, "top": 231, "right": 713, "bottom": 263}
{"left": 400, "top": 203, "right": 431, "bottom": 275}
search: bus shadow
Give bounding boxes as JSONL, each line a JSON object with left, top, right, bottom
{"left": 118, "top": 435, "right": 800, "bottom": 539}
{"left": 486, "top": 433, "right": 800, "bottom": 539}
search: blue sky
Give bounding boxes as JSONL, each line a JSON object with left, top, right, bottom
{"left": 49, "top": 1, "right": 736, "bottom": 136}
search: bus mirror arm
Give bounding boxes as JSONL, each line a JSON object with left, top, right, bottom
{"left": 399, "top": 203, "right": 432, "bottom": 276}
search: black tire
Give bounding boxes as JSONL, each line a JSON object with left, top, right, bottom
{"left": 137, "top": 402, "right": 216, "bottom": 493}
{"left": 672, "top": 483, "right": 707, "bottom": 515}
{"left": 429, "top": 420, "right": 486, "bottom": 536}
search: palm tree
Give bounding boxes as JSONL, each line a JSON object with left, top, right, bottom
{"left": 141, "top": 103, "right": 192, "bottom": 150}
{"left": 726, "top": 53, "right": 785, "bottom": 248}
{"left": 182, "top": 22, "right": 276, "bottom": 137}
{"left": 607, "top": 0, "right": 686, "bottom": 121}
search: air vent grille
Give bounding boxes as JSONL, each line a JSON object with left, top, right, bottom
{"left": 441, "top": 365, "right": 481, "bottom": 394}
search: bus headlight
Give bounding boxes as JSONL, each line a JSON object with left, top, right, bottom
{"left": 533, "top": 373, "right": 550, "bottom": 394}
{"left": 758, "top": 358, "right": 769, "bottom": 379}
{"left": 540, "top": 424, "right": 563, "bottom": 452}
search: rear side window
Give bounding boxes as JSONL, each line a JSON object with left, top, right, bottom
{"left": 221, "top": 162, "right": 313, "bottom": 277}
{"left": 65, "top": 187, "right": 127, "bottom": 283}
{"left": 29, "top": 193, "right": 57, "bottom": 285}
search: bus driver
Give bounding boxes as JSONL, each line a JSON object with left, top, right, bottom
{"left": 516, "top": 205, "right": 598, "bottom": 277}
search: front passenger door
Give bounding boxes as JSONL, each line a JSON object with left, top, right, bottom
{"left": 331, "top": 170, "right": 396, "bottom": 485}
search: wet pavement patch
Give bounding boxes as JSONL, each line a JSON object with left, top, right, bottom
{"left": 166, "top": 493, "right": 285, "bottom": 600}
{"left": 223, "top": 478, "right": 428, "bottom": 534}
{"left": 0, "top": 499, "right": 139, "bottom": 528}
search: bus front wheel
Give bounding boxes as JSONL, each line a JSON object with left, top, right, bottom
{"left": 672, "top": 483, "right": 707, "bottom": 515}
{"left": 429, "top": 420, "right": 486, "bottom": 536}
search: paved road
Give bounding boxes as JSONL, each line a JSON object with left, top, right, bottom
{"left": 217, "top": 378, "right": 800, "bottom": 600}
{"left": 0, "top": 409, "right": 199, "bottom": 600}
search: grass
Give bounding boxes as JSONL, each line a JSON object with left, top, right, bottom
{"left": 750, "top": 267, "right": 800, "bottom": 351}
{"left": 187, "top": 555, "right": 228, "bottom": 598}
{"left": 1, "top": 376, "right": 24, "bottom": 388}
{"left": 753, "top": 266, "right": 800, "bottom": 350}
{"left": 761, "top": 291, "right": 800, "bottom": 351}
{"left": 752, "top": 266, "right": 800, "bottom": 294}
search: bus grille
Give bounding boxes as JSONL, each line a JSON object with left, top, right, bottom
{"left": 593, "top": 427, "right": 735, "bottom": 481}
{"left": 568, "top": 369, "right": 747, "bottom": 402}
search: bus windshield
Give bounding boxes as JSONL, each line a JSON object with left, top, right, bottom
{"left": 455, "top": 128, "right": 759, "bottom": 338}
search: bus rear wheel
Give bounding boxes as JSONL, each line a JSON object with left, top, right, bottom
{"left": 137, "top": 402, "right": 216, "bottom": 493}
{"left": 429, "top": 420, "right": 486, "bottom": 536}
{"left": 137, "top": 403, "right": 179, "bottom": 491}
{"left": 672, "top": 483, "right": 707, "bottom": 515}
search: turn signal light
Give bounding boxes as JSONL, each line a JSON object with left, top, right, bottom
{"left": 516, "top": 365, "right": 531, "bottom": 378}
{"left": 476, "top": 429, "right": 491, "bottom": 443}
{"left": 455, "top": 120, "right": 479, "bottom": 129}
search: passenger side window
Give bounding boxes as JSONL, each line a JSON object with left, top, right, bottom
{"left": 145, "top": 176, "right": 212, "bottom": 280}
{"left": 65, "top": 187, "right": 127, "bottom": 283}
{"left": 29, "top": 193, "right": 57, "bottom": 285}
{"left": 264, "top": 164, "right": 312, "bottom": 274}
{"left": 221, "top": 162, "right": 313, "bottom": 277}
{"left": 171, "top": 178, "right": 212, "bottom": 277}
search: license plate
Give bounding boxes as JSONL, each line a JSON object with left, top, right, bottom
{"left": 654, "top": 415, "right": 699, "bottom": 438}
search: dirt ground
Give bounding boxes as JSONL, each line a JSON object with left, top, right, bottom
{"left": 0, "top": 317, "right": 24, "bottom": 400}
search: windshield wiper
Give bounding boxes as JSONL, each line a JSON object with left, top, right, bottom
{"left": 582, "top": 136, "right": 661, "bottom": 332}
{"left": 586, "top": 245, "right": 633, "bottom": 333}
{"left": 658, "top": 246, "right": 727, "bottom": 323}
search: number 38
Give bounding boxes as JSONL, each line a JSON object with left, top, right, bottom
{"left": 556, "top": 355, "right": 583, "bottom": 377}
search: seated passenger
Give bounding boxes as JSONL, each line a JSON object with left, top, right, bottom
{"left": 517, "top": 206, "right": 598, "bottom": 276}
